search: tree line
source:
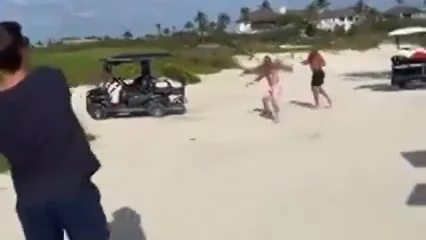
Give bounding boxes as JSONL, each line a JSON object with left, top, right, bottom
{"left": 34, "top": 0, "right": 425, "bottom": 47}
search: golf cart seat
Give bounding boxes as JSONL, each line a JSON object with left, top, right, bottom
{"left": 130, "top": 75, "right": 155, "bottom": 93}
{"left": 119, "top": 84, "right": 150, "bottom": 106}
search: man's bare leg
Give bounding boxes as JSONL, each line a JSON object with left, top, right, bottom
{"left": 262, "top": 96, "right": 270, "bottom": 112}
{"left": 270, "top": 95, "right": 280, "bottom": 123}
{"left": 311, "top": 86, "right": 320, "bottom": 109}
{"left": 262, "top": 96, "right": 273, "bottom": 119}
{"left": 318, "top": 87, "right": 332, "bottom": 108}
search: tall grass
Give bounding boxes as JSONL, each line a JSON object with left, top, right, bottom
{"left": 32, "top": 45, "right": 238, "bottom": 86}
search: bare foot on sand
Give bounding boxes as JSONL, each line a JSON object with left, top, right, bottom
{"left": 271, "top": 112, "right": 280, "bottom": 123}
{"left": 324, "top": 101, "right": 332, "bottom": 109}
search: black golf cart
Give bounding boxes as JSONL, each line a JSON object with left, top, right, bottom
{"left": 86, "top": 52, "right": 187, "bottom": 120}
{"left": 389, "top": 27, "right": 426, "bottom": 89}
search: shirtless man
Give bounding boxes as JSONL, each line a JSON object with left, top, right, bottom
{"left": 240, "top": 56, "right": 293, "bottom": 123}
{"left": 301, "top": 50, "right": 332, "bottom": 109}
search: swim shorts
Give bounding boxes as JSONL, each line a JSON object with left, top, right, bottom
{"left": 311, "top": 70, "right": 325, "bottom": 87}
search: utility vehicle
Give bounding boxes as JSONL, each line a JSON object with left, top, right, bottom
{"left": 86, "top": 52, "right": 187, "bottom": 120}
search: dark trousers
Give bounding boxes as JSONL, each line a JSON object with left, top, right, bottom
{"left": 16, "top": 182, "right": 109, "bottom": 240}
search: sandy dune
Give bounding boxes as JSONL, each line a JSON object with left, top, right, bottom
{"left": 1, "top": 44, "right": 426, "bottom": 240}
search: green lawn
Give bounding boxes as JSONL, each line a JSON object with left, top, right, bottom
{"left": 31, "top": 46, "right": 237, "bottom": 86}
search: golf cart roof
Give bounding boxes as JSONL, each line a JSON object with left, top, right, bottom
{"left": 101, "top": 52, "right": 172, "bottom": 63}
{"left": 388, "top": 27, "right": 426, "bottom": 36}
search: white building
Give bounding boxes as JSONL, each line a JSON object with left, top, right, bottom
{"left": 383, "top": 5, "right": 426, "bottom": 19}
{"left": 315, "top": 8, "right": 360, "bottom": 32}
{"left": 61, "top": 38, "right": 100, "bottom": 45}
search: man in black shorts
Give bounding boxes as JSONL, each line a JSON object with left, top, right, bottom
{"left": 0, "top": 21, "right": 109, "bottom": 240}
{"left": 311, "top": 69, "right": 325, "bottom": 87}
{"left": 301, "top": 50, "right": 332, "bottom": 108}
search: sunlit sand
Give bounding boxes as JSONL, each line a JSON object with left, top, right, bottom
{"left": 1, "top": 44, "right": 426, "bottom": 240}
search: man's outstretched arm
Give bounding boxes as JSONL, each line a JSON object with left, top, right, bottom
{"left": 240, "top": 64, "right": 262, "bottom": 75}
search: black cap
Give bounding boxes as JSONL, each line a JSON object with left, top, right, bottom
{"left": 0, "top": 21, "right": 29, "bottom": 55}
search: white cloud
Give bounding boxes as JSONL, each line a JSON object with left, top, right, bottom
{"left": 71, "top": 11, "right": 96, "bottom": 18}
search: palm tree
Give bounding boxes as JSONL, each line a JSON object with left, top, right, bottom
{"left": 184, "top": 21, "right": 194, "bottom": 31}
{"left": 122, "top": 30, "right": 133, "bottom": 39}
{"left": 396, "top": 0, "right": 404, "bottom": 5}
{"left": 353, "top": 0, "right": 366, "bottom": 14}
{"left": 217, "top": 12, "right": 231, "bottom": 31}
{"left": 239, "top": 7, "right": 250, "bottom": 23}
{"left": 193, "top": 10, "right": 208, "bottom": 33}
{"left": 304, "top": 2, "right": 318, "bottom": 20}
{"left": 315, "top": 0, "right": 330, "bottom": 11}
{"left": 304, "top": 0, "right": 330, "bottom": 20}
{"left": 163, "top": 28, "right": 170, "bottom": 36}
{"left": 208, "top": 21, "right": 217, "bottom": 31}
{"left": 155, "top": 23, "right": 162, "bottom": 36}
{"left": 260, "top": 0, "right": 272, "bottom": 9}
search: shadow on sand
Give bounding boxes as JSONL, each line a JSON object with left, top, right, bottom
{"left": 341, "top": 70, "right": 426, "bottom": 92}
{"left": 251, "top": 108, "right": 274, "bottom": 120}
{"left": 353, "top": 82, "right": 426, "bottom": 92}
{"left": 401, "top": 151, "right": 426, "bottom": 206}
{"left": 113, "top": 112, "right": 150, "bottom": 119}
{"left": 401, "top": 150, "right": 426, "bottom": 168}
{"left": 109, "top": 207, "right": 147, "bottom": 240}
{"left": 353, "top": 83, "right": 399, "bottom": 92}
{"left": 341, "top": 70, "right": 390, "bottom": 81}
{"left": 288, "top": 100, "right": 315, "bottom": 109}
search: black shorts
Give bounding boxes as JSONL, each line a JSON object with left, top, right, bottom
{"left": 311, "top": 70, "right": 325, "bottom": 87}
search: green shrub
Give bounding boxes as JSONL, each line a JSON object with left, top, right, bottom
{"left": 85, "top": 133, "right": 97, "bottom": 142}
{"left": 0, "top": 155, "right": 8, "bottom": 173}
{"left": 160, "top": 63, "right": 201, "bottom": 84}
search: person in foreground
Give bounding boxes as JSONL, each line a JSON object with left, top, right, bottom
{"left": 0, "top": 21, "right": 109, "bottom": 240}
{"left": 301, "top": 49, "right": 332, "bottom": 109}
{"left": 240, "top": 55, "right": 293, "bottom": 123}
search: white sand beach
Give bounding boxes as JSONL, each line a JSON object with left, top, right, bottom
{"left": 1, "top": 44, "right": 426, "bottom": 240}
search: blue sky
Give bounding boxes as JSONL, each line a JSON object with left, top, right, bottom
{"left": 0, "top": 0, "right": 423, "bottom": 41}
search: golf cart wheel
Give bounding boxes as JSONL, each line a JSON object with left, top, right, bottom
{"left": 148, "top": 102, "right": 166, "bottom": 118}
{"left": 397, "top": 81, "right": 407, "bottom": 89}
{"left": 88, "top": 104, "right": 108, "bottom": 120}
{"left": 175, "top": 106, "right": 187, "bottom": 115}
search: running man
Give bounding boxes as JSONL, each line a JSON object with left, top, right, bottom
{"left": 240, "top": 55, "right": 293, "bottom": 123}
{"left": 301, "top": 49, "right": 332, "bottom": 108}
{"left": 0, "top": 21, "right": 109, "bottom": 240}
